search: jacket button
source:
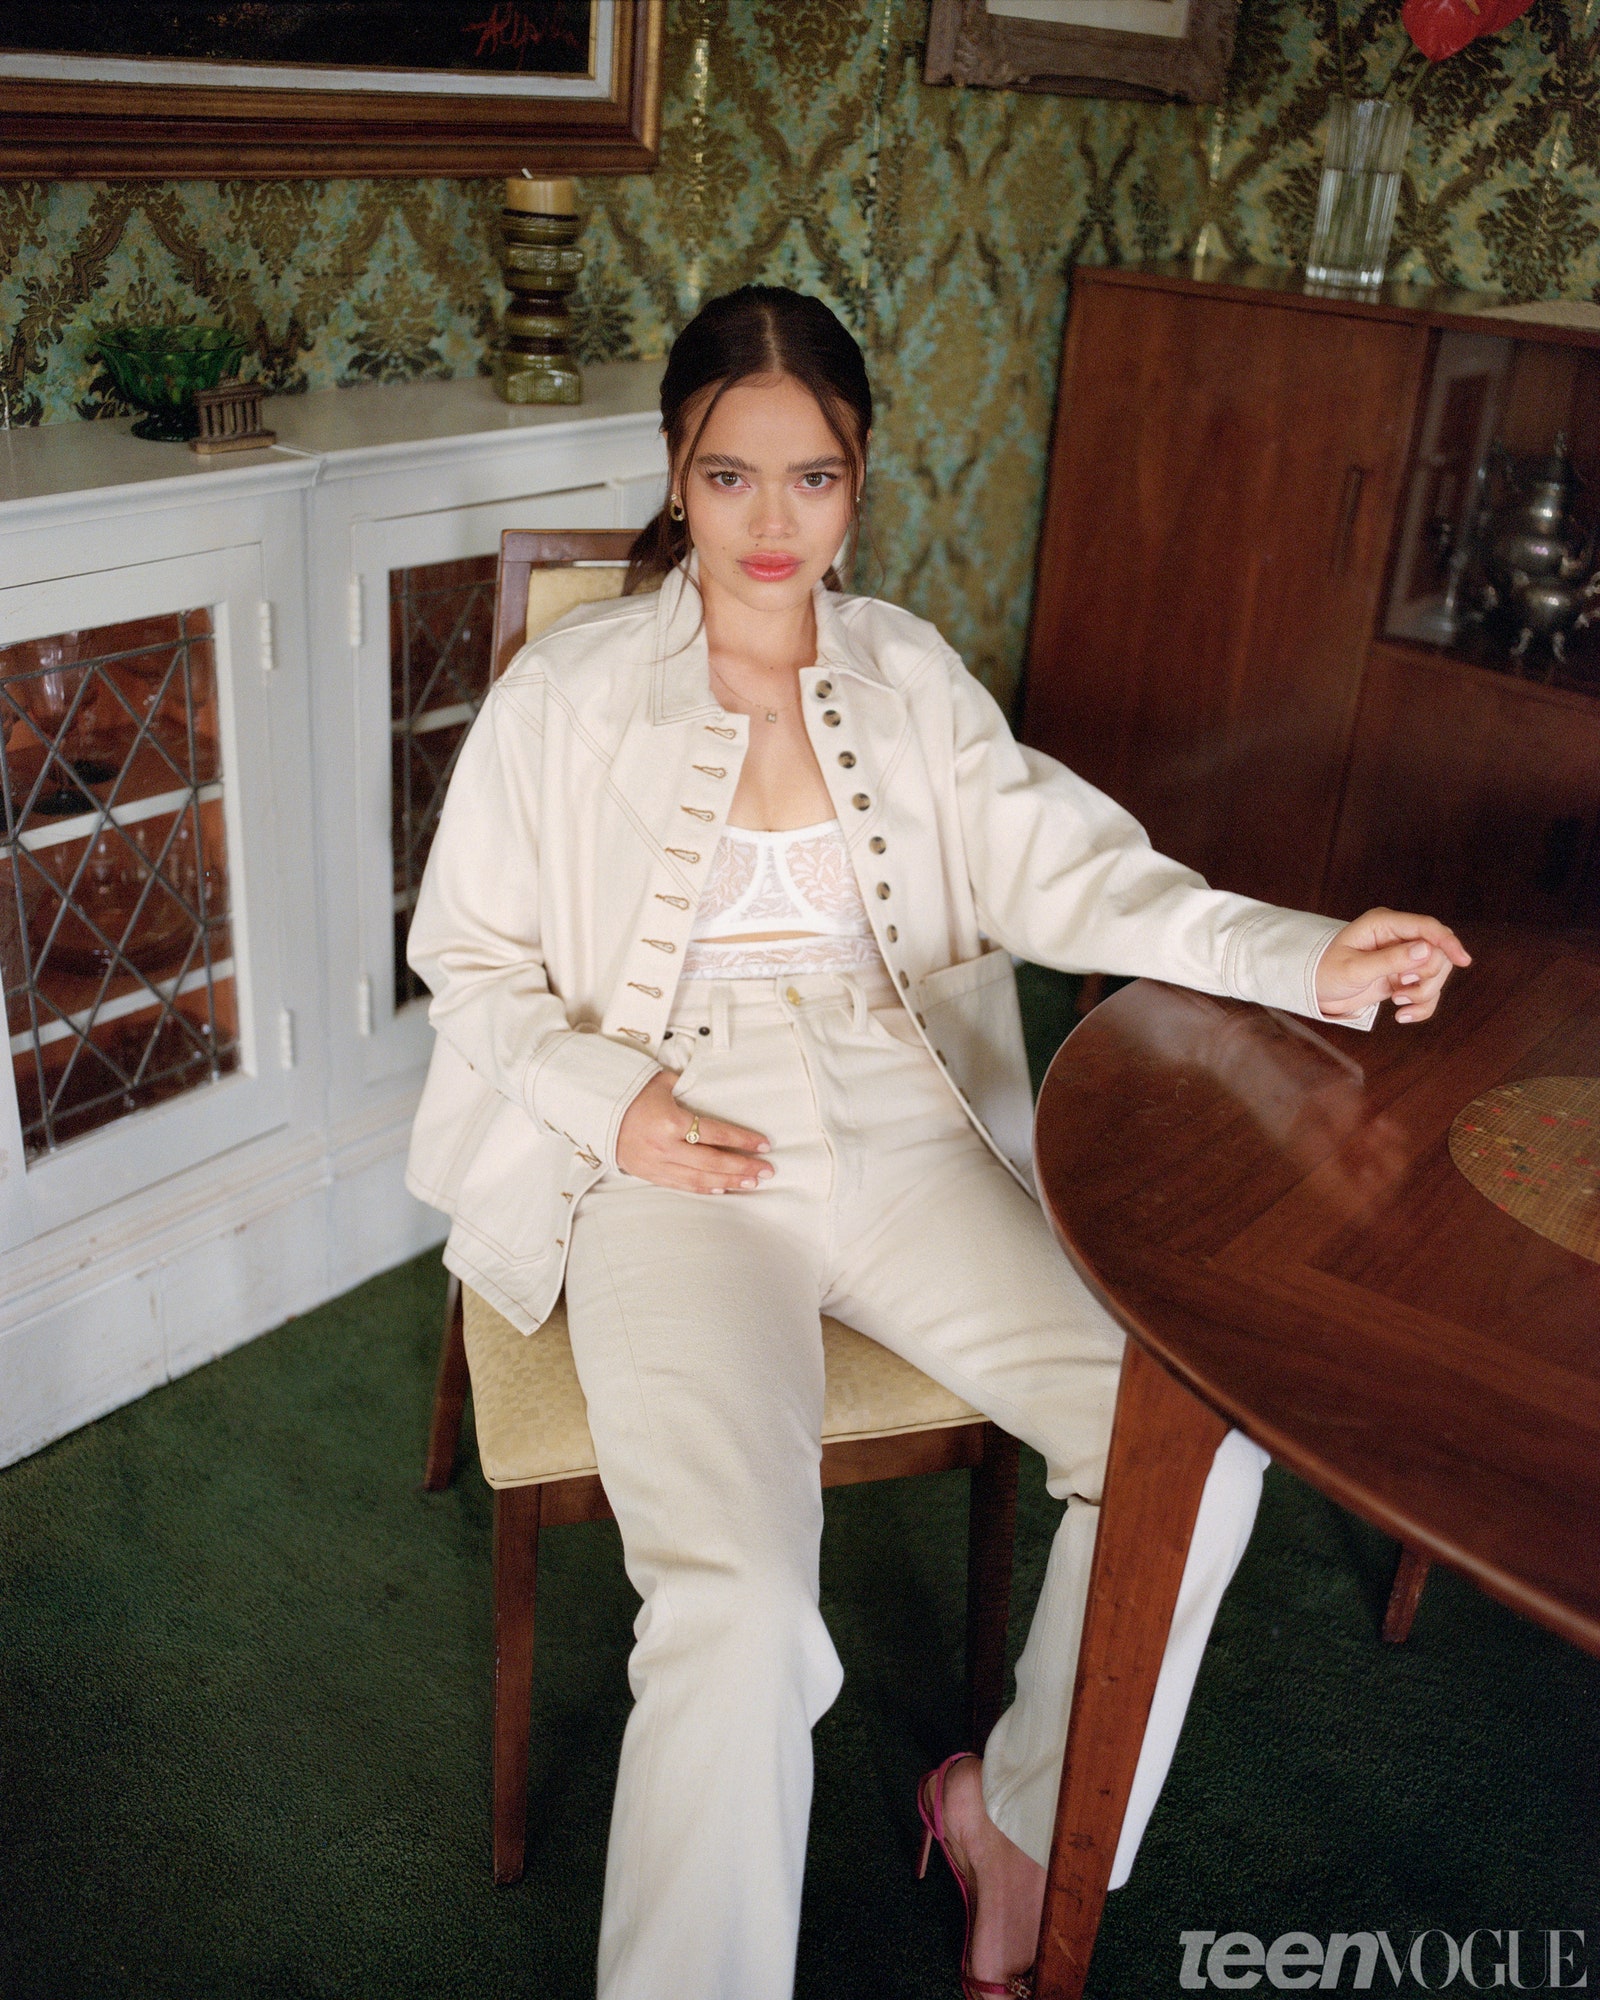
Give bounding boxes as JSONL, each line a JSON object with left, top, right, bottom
{"left": 838, "top": 751, "right": 856, "bottom": 768}
{"left": 869, "top": 835, "right": 886, "bottom": 853}
{"left": 785, "top": 985, "right": 802, "bottom": 1005}
{"left": 916, "top": 1012, "right": 926, "bottom": 1027}
{"left": 886, "top": 925, "right": 897, "bottom": 942}
{"left": 815, "top": 680, "right": 833, "bottom": 698}
{"left": 852, "top": 793, "right": 870, "bottom": 810}
{"left": 899, "top": 970, "right": 910, "bottom": 988}
{"left": 875, "top": 882, "right": 890, "bottom": 899}
{"left": 822, "top": 710, "right": 841, "bottom": 727}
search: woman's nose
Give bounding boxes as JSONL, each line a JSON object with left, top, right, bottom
{"left": 748, "top": 481, "right": 797, "bottom": 539}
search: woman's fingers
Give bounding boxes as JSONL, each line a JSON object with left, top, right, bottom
{"left": 1362, "top": 937, "right": 1445, "bottom": 990}
{"left": 685, "top": 1112, "right": 769, "bottom": 1155}
{"left": 672, "top": 1140, "right": 770, "bottom": 1180}
{"left": 1349, "top": 908, "right": 1472, "bottom": 966}
{"left": 657, "top": 1154, "right": 770, "bottom": 1193}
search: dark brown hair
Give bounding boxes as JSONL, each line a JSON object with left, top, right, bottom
{"left": 625, "top": 285, "right": 873, "bottom": 595}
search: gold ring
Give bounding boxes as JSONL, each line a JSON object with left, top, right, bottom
{"left": 685, "top": 1113, "right": 701, "bottom": 1145}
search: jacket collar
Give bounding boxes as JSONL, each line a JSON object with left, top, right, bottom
{"left": 649, "top": 555, "right": 887, "bottom": 726}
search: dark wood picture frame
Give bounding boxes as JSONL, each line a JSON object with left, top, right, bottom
{"left": 0, "top": 0, "right": 662, "bottom": 179}
{"left": 925, "top": 0, "right": 1238, "bottom": 104}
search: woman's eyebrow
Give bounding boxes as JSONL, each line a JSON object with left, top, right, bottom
{"left": 694, "top": 451, "right": 847, "bottom": 474}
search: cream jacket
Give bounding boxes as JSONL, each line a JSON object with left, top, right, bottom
{"left": 405, "top": 566, "right": 1361, "bottom": 1332}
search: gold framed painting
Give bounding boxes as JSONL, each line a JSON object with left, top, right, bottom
{"left": 925, "top": 0, "right": 1239, "bottom": 103}
{"left": 0, "top": 0, "right": 662, "bottom": 178}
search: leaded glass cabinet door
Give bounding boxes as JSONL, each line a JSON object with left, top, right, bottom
{"left": 349, "top": 486, "right": 617, "bottom": 1085}
{"left": 0, "top": 545, "right": 286, "bottom": 1248}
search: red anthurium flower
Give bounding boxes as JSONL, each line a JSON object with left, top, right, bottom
{"left": 1401, "top": 0, "right": 1535, "bottom": 61}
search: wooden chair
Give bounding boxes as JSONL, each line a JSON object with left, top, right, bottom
{"left": 421, "top": 529, "right": 1022, "bottom": 1885}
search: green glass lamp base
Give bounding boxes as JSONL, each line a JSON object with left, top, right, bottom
{"left": 494, "top": 353, "right": 583, "bottom": 406}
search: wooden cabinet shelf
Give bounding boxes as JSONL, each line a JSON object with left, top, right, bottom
{"left": 1022, "top": 266, "right": 1600, "bottom": 937}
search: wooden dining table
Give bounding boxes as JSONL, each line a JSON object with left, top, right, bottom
{"left": 1027, "top": 926, "right": 1600, "bottom": 1999}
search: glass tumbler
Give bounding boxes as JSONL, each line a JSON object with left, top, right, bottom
{"left": 1304, "top": 97, "right": 1414, "bottom": 289}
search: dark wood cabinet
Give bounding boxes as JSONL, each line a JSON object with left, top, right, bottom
{"left": 1326, "top": 642, "right": 1600, "bottom": 925}
{"left": 1022, "top": 265, "right": 1600, "bottom": 931}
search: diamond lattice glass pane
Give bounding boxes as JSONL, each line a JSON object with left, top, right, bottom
{"left": 390, "top": 556, "right": 495, "bottom": 1007}
{"left": 2, "top": 611, "right": 237, "bottom": 1160}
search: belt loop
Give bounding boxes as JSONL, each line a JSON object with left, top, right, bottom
{"left": 848, "top": 976, "right": 868, "bottom": 1033}
{"left": 711, "top": 983, "right": 732, "bottom": 1050}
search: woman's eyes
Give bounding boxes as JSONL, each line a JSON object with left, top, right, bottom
{"left": 703, "top": 470, "right": 840, "bottom": 492}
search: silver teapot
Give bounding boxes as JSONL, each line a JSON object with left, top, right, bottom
{"left": 1480, "top": 436, "right": 1597, "bottom": 663}
{"left": 1489, "top": 435, "right": 1584, "bottom": 583}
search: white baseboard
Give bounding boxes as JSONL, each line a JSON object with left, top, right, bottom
{"left": 0, "top": 1088, "right": 446, "bottom": 1470}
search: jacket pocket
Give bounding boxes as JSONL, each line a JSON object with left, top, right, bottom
{"left": 915, "top": 948, "right": 1035, "bottom": 1187}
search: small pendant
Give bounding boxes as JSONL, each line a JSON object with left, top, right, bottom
{"left": 765, "top": 710, "right": 778, "bottom": 723}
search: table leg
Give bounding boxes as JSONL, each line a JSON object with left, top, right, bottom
{"left": 1033, "top": 1340, "right": 1228, "bottom": 1999}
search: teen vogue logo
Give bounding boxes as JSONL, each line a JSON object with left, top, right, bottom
{"left": 1178, "top": 1930, "right": 1589, "bottom": 1990}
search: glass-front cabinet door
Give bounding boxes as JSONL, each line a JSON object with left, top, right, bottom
{"left": 0, "top": 545, "right": 285, "bottom": 1248}
{"left": 349, "top": 484, "right": 622, "bottom": 1085}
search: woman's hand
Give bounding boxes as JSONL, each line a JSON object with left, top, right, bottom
{"left": 1316, "top": 908, "right": 1471, "bottom": 1024}
{"left": 615, "top": 1070, "right": 773, "bottom": 1192}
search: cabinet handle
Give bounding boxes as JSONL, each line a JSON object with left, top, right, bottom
{"left": 1331, "top": 464, "right": 1367, "bottom": 574}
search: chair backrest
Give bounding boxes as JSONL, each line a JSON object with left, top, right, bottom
{"left": 491, "top": 529, "right": 637, "bottom": 681}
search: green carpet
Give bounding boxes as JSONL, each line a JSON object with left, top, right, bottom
{"left": 2, "top": 968, "right": 1596, "bottom": 1998}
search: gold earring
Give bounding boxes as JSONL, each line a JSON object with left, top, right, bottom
{"left": 669, "top": 495, "right": 685, "bottom": 522}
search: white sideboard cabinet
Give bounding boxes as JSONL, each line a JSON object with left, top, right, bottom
{"left": 0, "top": 364, "right": 666, "bottom": 1465}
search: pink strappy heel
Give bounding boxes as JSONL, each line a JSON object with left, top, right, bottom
{"left": 916, "top": 1752, "right": 1035, "bottom": 2000}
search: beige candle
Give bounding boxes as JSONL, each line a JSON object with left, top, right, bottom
{"left": 504, "top": 175, "right": 577, "bottom": 215}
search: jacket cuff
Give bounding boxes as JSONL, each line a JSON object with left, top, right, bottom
{"left": 1222, "top": 910, "right": 1378, "bottom": 1032}
{"left": 526, "top": 1030, "right": 663, "bottom": 1169}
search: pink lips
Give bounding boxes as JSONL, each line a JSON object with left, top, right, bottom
{"left": 739, "top": 554, "right": 801, "bottom": 582}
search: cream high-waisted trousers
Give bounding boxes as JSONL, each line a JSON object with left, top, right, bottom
{"left": 562, "top": 969, "right": 1268, "bottom": 2000}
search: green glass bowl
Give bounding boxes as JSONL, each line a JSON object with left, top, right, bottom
{"left": 89, "top": 324, "right": 248, "bottom": 443}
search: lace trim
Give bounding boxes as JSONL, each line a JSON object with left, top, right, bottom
{"left": 680, "top": 934, "right": 887, "bottom": 981}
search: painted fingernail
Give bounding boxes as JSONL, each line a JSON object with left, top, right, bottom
{"left": 1410, "top": 942, "right": 1429, "bottom": 959}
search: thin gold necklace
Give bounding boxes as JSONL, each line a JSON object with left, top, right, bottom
{"left": 709, "top": 658, "right": 800, "bottom": 725}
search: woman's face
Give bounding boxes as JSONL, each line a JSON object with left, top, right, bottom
{"left": 676, "top": 372, "right": 859, "bottom": 618}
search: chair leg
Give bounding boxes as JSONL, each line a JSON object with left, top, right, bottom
{"left": 967, "top": 1423, "right": 1021, "bottom": 1751}
{"left": 492, "top": 1483, "right": 541, "bottom": 1886}
{"left": 1382, "top": 1545, "right": 1431, "bottom": 1643}
{"left": 1074, "top": 973, "right": 1107, "bottom": 1018}
{"left": 423, "top": 1274, "right": 468, "bottom": 1492}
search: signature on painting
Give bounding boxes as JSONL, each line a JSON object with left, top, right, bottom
{"left": 466, "top": 2, "right": 588, "bottom": 68}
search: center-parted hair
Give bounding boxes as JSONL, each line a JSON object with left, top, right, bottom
{"left": 625, "top": 285, "right": 873, "bottom": 594}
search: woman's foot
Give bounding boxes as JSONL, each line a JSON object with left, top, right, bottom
{"left": 938, "top": 1754, "right": 1046, "bottom": 1990}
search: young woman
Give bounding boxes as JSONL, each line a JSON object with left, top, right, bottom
{"left": 406, "top": 286, "right": 1468, "bottom": 2000}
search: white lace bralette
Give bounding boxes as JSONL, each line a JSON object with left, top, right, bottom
{"left": 682, "top": 819, "right": 885, "bottom": 980}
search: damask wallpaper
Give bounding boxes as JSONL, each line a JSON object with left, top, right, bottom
{"left": 1, "top": 0, "right": 1594, "bottom": 704}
